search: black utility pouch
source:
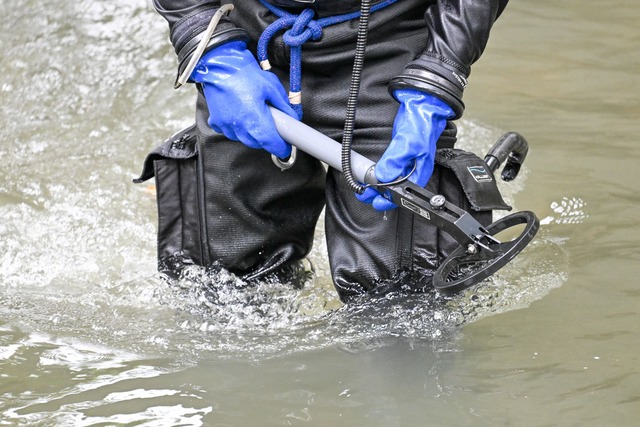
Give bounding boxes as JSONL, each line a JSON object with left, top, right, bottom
{"left": 134, "top": 124, "right": 206, "bottom": 274}
{"left": 403, "top": 147, "right": 512, "bottom": 278}
{"left": 435, "top": 148, "right": 512, "bottom": 213}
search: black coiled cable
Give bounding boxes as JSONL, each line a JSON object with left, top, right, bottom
{"left": 341, "top": 0, "right": 372, "bottom": 194}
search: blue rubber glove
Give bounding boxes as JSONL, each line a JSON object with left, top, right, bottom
{"left": 356, "top": 89, "right": 455, "bottom": 211}
{"left": 190, "top": 41, "right": 298, "bottom": 159}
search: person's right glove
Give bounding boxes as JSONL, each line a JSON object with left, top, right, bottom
{"left": 190, "top": 40, "right": 298, "bottom": 159}
{"left": 356, "top": 89, "right": 454, "bottom": 211}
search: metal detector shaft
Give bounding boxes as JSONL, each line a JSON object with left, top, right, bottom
{"left": 270, "top": 107, "right": 376, "bottom": 184}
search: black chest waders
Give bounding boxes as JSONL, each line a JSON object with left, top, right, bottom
{"left": 136, "top": 0, "right": 539, "bottom": 301}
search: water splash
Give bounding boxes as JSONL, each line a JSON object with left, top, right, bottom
{"left": 137, "top": 225, "right": 569, "bottom": 359}
{"left": 540, "top": 196, "right": 589, "bottom": 225}
{"left": 0, "top": 117, "right": 569, "bottom": 363}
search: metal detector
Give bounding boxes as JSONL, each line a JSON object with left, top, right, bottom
{"left": 269, "top": 107, "right": 540, "bottom": 294}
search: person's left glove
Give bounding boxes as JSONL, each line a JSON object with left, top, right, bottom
{"left": 356, "top": 89, "right": 454, "bottom": 211}
{"left": 190, "top": 40, "right": 298, "bottom": 159}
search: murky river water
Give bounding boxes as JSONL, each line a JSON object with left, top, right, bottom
{"left": 1, "top": 0, "right": 639, "bottom": 425}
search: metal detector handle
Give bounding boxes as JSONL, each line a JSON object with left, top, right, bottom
{"left": 269, "top": 107, "right": 377, "bottom": 184}
{"left": 484, "top": 132, "right": 529, "bottom": 181}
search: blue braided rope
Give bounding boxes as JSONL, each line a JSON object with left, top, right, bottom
{"left": 257, "top": 0, "right": 399, "bottom": 117}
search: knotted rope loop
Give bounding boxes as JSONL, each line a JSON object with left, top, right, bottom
{"left": 282, "top": 9, "right": 323, "bottom": 47}
{"left": 256, "top": 0, "right": 400, "bottom": 117}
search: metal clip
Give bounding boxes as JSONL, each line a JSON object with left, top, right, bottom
{"left": 271, "top": 146, "right": 297, "bottom": 171}
{"left": 174, "top": 4, "right": 235, "bottom": 89}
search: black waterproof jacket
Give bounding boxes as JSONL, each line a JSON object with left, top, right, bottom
{"left": 153, "top": 0, "right": 508, "bottom": 118}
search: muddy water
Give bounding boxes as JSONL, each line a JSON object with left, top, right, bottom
{"left": 1, "top": 0, "right": 639, "bottom": 425}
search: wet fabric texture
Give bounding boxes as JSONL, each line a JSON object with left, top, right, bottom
{"left": 142, "top": 0, "right": 505, "bottom": 302}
